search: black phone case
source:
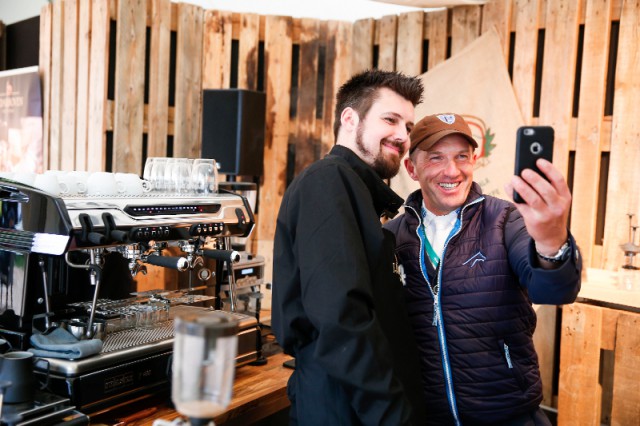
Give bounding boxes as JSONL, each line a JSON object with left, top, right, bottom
{"left": 513, "top": 126, "right": 554, "bottom": 203}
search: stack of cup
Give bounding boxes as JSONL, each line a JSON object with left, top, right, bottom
{"left": 143, "top": 157, "right": 218, "bottom": 196}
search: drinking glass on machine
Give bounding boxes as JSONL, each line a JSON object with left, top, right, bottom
{"left": 167, "top": 158, "right": 193, "bottom": 195}
{"left": 145, "top": 157, "right": 168, "bottom": 193}
{"left": 172, "top": 311, "right": 238, "bottom": 426}
{"left": 191, "top": 159, "right": 219, "bottom": 196}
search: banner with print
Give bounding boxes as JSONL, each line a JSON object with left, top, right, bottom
{"left": 0, "top": 66, "right": 43, "bottom": 173}
{"left": 391, "top": 28, "right": 524, "bottom": 202}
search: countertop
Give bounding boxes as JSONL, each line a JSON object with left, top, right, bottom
{"left": 90, "top": 351, "right": 293, "bottom": 426}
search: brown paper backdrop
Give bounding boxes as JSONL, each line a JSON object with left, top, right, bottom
{"left": 391, "top": 28, "right": 524, "bottom": 201}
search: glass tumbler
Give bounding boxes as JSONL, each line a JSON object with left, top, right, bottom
{"left": 167, "top": 158, "right": 193, "bottom": 195}
{"left": 145, "top": 157, "right": 168, "bottom": 193}
{"left": 172, "top": 311, "right": 239, "bottom": 424}
{"left": 191, "top": 159, "right": 219, "bottom": 195}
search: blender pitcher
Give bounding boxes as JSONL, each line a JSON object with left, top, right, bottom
{"left": 172, "top": 311, "right": 239, "bottom": 426}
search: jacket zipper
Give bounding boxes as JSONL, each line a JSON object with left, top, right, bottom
{"left": 504, "top": 343, "right": 513, "bottom": 369}
{"left": 406, "top": 197, "right": 484, "bottom": 426}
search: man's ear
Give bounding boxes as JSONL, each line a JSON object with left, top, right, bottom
{"left": 405, "top": 156, "right": 419, "bottom": 181}
{"left": 340, "top": 107, "right": 359, "bottom": 132}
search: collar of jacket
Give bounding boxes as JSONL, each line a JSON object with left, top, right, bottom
{"left": 404, "top": 181, "right": 485, "bottom": 224}
{"left": 328, "top": 145, "right": 404, "bottom": 218}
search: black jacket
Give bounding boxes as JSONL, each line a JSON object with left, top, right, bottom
{"left": 272, "top": 145, "right": 427, "bottom": 425}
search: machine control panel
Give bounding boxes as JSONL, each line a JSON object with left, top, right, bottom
{"left": 124, "top": 203, "right": 221, "bottom": 217}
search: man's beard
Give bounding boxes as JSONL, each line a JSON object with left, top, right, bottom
{"left": 355, "top": 125, "right": 404, "bottom": 179}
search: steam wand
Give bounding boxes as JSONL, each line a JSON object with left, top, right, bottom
{"left": 64, "top": 250, "right": 104, "bottom": 338}
{"left": 203, "top": 238, "right": 240, "bottom": 311}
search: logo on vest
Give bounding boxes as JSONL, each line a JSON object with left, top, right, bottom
{"left": 463, "top": 251, "right": 486, "bottom": 268}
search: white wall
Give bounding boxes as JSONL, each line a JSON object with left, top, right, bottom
{"left": 0, "top": 0, "right": 423, "bottom": 25}
{"left": 0, "top": 0, "right": 49, "bottom": 25}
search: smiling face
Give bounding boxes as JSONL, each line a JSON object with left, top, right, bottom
{"left": 406, "top": 134, "right": 476, "bottom": 215}
{"left": 338, "top": 87, "right": 415, "bottom": 179}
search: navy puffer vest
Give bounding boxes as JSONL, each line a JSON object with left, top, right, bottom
{"left": 385, "top": 186, "right": 542, "bottom": 425}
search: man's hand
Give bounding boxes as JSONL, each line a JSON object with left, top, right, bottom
{"left": 504, "top": 158, "right": 571, "bottom": 256}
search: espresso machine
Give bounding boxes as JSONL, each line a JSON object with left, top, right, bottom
{"left": 0, "top": 176, "right": 260, "bottom": 413}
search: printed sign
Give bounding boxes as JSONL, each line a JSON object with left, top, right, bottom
{"left": 0, "top": 66, "right": 43, "bottom": 173}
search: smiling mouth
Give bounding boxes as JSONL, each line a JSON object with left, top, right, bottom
{"left": 439, "top": 182, "right": 460, "bottom": 190}
{"left": 382, "top": 141, "right": 404, "bottom": 155}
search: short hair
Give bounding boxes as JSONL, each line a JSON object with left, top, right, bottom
{"left": 333, "top": 69, "right": 424, "bottom": 140}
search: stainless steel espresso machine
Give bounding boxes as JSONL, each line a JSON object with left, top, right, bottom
{"left": 0, "top": 176, "right": 260, "bottom": 414}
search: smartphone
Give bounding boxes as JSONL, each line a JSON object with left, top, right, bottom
{"left": 513, "top": 126, "right": 554, "bottom": 203}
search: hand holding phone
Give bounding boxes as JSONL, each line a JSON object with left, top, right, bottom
{"left": 513, "top": 126, "right": 554, "bottom": 203}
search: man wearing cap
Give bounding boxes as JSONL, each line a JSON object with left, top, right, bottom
{"left": 384, "top": 113, "right": 582, "bottom": 425}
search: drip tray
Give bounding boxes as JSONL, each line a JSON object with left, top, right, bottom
{"left": 34, "top": 306, "right": 257, "bottom": 377}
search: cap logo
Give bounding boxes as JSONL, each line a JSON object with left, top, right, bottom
{"left": 437, "top": 114, "right": 456, "bottom": 125}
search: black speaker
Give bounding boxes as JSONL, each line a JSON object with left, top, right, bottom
{"left": 201, "top": 89, "right": 266, "bottom": 176}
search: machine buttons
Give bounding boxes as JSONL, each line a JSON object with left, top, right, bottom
{"left": 130, "top": 226, "right": 172, "bottom": 242}
{"left": 189, "top": 223, "right": 224, "bottom": 236}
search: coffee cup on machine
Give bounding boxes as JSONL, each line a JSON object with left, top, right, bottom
{"left": 33, "top": 173, "right": 69, "bottom": 196}
{"left": 11, "top": 171, "right": 36, "bottom": 186}
{"left": 87, "top": 172, "right": 123, "bottom": 196}
{"left": 58, "top": 171, "right": 90, "bottom": 196}
{"left": 115, "top": 173, "right": 152, "bottom": 196}
{"left": 0, "top": 351, "right": 36, "bottom": 404}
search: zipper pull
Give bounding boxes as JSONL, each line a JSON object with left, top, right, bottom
{"left": 504, "top": 343, "right": 513, "bottom": 368}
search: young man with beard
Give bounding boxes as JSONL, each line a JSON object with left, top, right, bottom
{"left": 272, "top": 70, "right": 428, "bottom": 425}
{"left": 385, "top": 113, "right": 581, "bottom": 425}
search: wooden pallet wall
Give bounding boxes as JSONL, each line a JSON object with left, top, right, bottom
{"left": 39, "top": 0, "right": 639, "bottom": 273}
{"left": 558, "top": 303, "right": 640, "bottom": 425}
{"left": 37, "top": 0, "right": 639, "bottom": 418}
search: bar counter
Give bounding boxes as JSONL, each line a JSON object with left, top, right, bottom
{"left": 90, "top": 352, "right": 293, "bottom": 426}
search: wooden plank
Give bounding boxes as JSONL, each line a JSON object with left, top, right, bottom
{"left": 146, "top": 0, "right": 171, "bottom": 159}
{"left": 569, "top": 0, "right": 613, "bottom": 268}
{"left": 75, "top": 0, "right": 91, "bottom": 170}
{"left": 512, "top": 0, "right": 542, "bottom": 124}
{"left": 424, "top": 9, "right": 447, "bottom": 71}
{"left": 312, "top": 21, "right": 328, "bottom": 159}
{"left": 320, "top": 20, "right": 353, "bottom": 157}
{"left": 377, "top": 15, "right": 397, "bottom": 71}
{"left": 557, "top": 303, "right": 603, "bottom": 425}
{"left": 49, "top": 0, "right": 64, "bottom": 170}
{"left": 610, "top": 312, "right": 640, "bottom": 424}
{"left": 450, "top": 5, "right": 482, "bottom": 56}
{"left": 257, "top": 14, "right": 292, "bottom": 241}
{"left": 173, "top": 2, "right": 204, "bottom": 159}
{"left": 351, "top": 18, "right": 374, "bottom": 74}
{"left": 202, "top": 9, "right": 233, "bottom": 90}
{"left": 538, "top": 0, "right": 583, "bottom": 178}
{"left": 38, "top": 2, "right": 52, "bottom": 171}
{"left": 533, "top": 304, "right": 557, "bottom": 407}
{"left": 61, "top": 0, "right": 78, "bottom": 171}
{"left": 396, "top": 11, "right": 423, "bottom": 76}
{"left": 602, "top": 0, "right": 640, "bottom": 271}
{"left": 238, "top": 13, "right": 260, "bottom": 91}
{"left": 86, "top": 0, "right": 110, "bottom": 172}
{"left": 600, "top": 307, "right": 619, "bottom": 351}
{"left": 480, "top": 0, "right": 513, "bottom": 63}
{"left": 112, "top": 0, "right": 146, "bottom": 174}
{"left": 294, "top": 18, "right": 320, "bottom": 175}
{"left": 257, "top": 15, "right": 293, "bottom": 291}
